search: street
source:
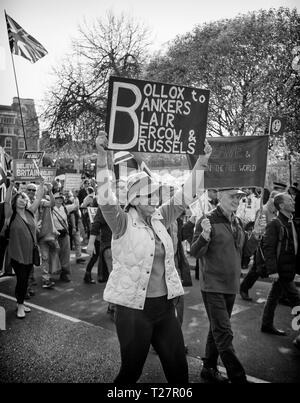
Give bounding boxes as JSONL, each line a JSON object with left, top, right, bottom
{"left": 0, "top": 251, "right": 299, "bottom": 383}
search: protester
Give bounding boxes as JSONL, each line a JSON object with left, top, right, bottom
{"left": 65, "top": 190, "right": 85, "bottom": 264}
{"left": 52, "top": 192, "right": 79, "bottom": 282}
{"left": 78, "top": 179, "right": 90, "bottom": 238}
{"left": 236, "top": 187, "right": 261, "bottom": 228}
{"left": 95, "top": 131, "right": 211, "bottom": 383}
{"left": 7, "top": 181, "right": 45, "bottom": 318}
{"left": 37, "top": 183, "right": 59, "bottom": 289}
{"left": 207, "top": 188, "right": 218, "bottom": 209}
{"left": 190, "top": 188, "right": 266, "bottom": 383}
{"left": 84, "top": 207, "right": 112, "bottom": 283}
{"left": 240, "top": 190, "right": 279, "bottom": 301}
{"left": 260, "top": 192, "right": 300, "bottom": 335}
{"left": 0, "top": 179, "right": 13, "bottom": 276}
{"left": 25, "top": 183, "right": 38, "bottom": 297}
{"left": 80, "top": 186, "right": 95, "bottom": 240}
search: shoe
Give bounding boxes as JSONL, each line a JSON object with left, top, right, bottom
{"left": 240, "top": 290, "right": 252, "bottom": 301}
{"left": 60, "top": 274, "right": 71, "bottom": 282}
{"left": 24, "top": 292, "right": 31, "bottom": 300}
{"left": 76, "top": 258, "right": 86, "bottom": 264}
{"left": 201, "top": 367, "right": 229, "bottom": 383}
{"left": 42, "top": 280, "right": 55, "bottom": 289}
{"left": 15, "top": 305, "right": 31, "bottom": 313}
{"left": 28, "top": 289, "right": 35, "bottom": 296}
{"left": 83, "top": 274, "right": 96, "bottom": 284}
{"left": 16, "top": 305, "right": 26, "bottom": 319}
{"left": 261, "top": 325, "right": 286, "bottom": 336}
{"left": 98, "top": 277, "right": 107, "bottom": 283}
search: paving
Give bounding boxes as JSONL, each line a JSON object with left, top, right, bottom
{"left": 0, "top": 251, "right": 299, "bottom": 384}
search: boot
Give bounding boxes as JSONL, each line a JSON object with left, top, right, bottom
{"left": 83, "top": 272, "right": 96, "bottom": 284}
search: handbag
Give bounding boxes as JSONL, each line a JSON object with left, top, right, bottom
{"left": 20, "top": 216, "right": 41, "bottom": 267}
{"left": 52, "top": 208, "right": 69, "bottom": 238}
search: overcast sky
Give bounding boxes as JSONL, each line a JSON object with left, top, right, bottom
{"left": 0, "top": 0, "right": 298, "bottom": 109}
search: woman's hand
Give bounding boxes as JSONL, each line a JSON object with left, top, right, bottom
{"left": 203, "top": 139, "right": 212, "bottom": 159}
{"left": 96, "top": 131, "right": 108, "bottom": 152}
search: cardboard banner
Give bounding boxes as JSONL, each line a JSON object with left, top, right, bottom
{"left": 23, "top": 150, "right": 45, "bottom": 166}
{"left": 187, "top": 136, "right": 269, "bottom": 188}
{"left": 13, "top": 159, "right": 56, "bottom": 182}
{"left": 64, "top": 173, "right": 82, "bottom": 191}
{"left": 106, "top": 76, "right": 210, "bottom": 155}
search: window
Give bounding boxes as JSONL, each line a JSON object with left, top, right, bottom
{"left": 18, "top": 139, "right": 25, "bottom": 149}
{"left": 4, "top": 137, "right": 12, "bottom": 148}
{"left": 18, "top": 151, "right": 25, "bottom": 159}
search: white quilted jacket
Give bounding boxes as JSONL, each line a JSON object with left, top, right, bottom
{"left": 103, "top": 208, "right": 184, "bottom": 309}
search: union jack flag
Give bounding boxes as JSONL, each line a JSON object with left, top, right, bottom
{"left": 5, "top": 12, "right": 48, "bottom": 63}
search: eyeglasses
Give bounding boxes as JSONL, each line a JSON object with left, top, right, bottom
{"left": 27, "top": 189, "right": 36, "bottom": 192}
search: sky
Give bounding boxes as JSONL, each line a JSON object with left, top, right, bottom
{"left": 0, "top": 0, "right": 298, "bottom": 114}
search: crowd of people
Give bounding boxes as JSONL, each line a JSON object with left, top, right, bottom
{"left": 0, "top": 132, "right": 299, "bottom": 382}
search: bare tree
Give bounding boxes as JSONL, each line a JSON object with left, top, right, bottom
{"left": 42, "top": 11, "right": 152, "bottom": 150}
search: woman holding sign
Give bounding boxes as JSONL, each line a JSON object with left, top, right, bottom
{"left": 95, "top": 131, "right": 211, "bottom": 383}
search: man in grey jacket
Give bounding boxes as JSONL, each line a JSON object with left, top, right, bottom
{"left": 191, "top": 188, "right": 266, "bottom": 383}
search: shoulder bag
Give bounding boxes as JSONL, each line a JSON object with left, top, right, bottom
{"left": 20, "top": 216, "right": 41, "bottom": 266}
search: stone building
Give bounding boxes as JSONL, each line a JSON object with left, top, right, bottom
{"left": 0, "top": 97, "right": 39, "bottom": 159}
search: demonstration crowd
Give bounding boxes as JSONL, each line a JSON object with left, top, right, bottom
{"left": 0, "top": 131, "right": 300, "bottom": 384}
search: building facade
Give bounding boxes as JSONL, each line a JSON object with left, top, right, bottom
{"left": 0, "top": 97, "right": 39, "bottom": 159}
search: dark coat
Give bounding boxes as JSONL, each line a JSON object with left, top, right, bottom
{"left": 190, "top": 206, "right": 258, "bottom": 294}
{"left": 263, "top": 212, "right": 300, "bottom": 281}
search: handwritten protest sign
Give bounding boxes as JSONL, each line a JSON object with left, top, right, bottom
{"left": 106, "top": 76, "right": 210, "bottom": 155}
{"left": 187, "top": 135, "right": 269, "bottom": 188}
{"left": 13, "top": 159, "right": 57, "bottom": 182}
{"left": 64, "top": 173, "right": 82, "bottom": 191}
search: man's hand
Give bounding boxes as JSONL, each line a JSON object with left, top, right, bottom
{"left": 253, "top": 214, "right": 267, "bottom": 239}
{"left": 269, "top": 273, "right": 279, "bottom": 280}
{"left": 201, "top": 217, "right": 211, "bottom": 240}
{"left": 203, "top": 139, "right": 212, "bottom": 159}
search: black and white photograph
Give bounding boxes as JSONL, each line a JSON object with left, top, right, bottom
{"left": 0, "top": 0, "right": 299, "bottom": 389}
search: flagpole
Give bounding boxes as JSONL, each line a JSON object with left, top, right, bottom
{"left": 9, "top": 51, "right": 28, "bottom": 150}
{"left": 4, "top": 10, "right": 27, "bottom": 150}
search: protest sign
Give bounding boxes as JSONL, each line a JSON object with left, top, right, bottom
{"left": 13, "top": 160, "right": 57, "bottom": 183}
{"left": 64, "top": 173, "right": 82, "bottom": 191}
{"left": 187, "top": 135, "right": 269, "bottom": 188}
{"left": 87, "top": 207, "right": 98, "bottom": 224}
{"left": 40, "top": 167, "right": 57, "bottom": 183}
{"left": 106, "top": 76, "right": 210, "bottom": 155}
{"left": 23, "top": 150, "right": 45, "bottom": 166}
{"left": 13, "top": 159, "right": 41, "bottom": 181}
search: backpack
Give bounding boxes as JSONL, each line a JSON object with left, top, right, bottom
{"left": 255, "top": 218, "right": 285, "bottom": 278}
